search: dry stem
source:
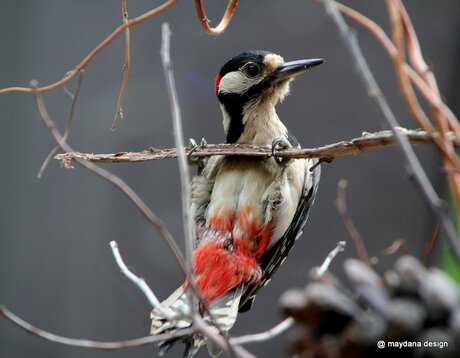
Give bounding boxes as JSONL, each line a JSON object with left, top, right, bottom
{"left": 54, "top": 128, "right": 457, "bottom": 165}
{"left": 194, "top": 0, "right": 239, "bottom": 35}
{"left": 111, "top": 0, "right": 131, "bottom": 130}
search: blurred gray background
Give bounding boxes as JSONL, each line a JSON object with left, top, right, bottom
{"left": 1, "top": 1, "right": 460, "bottom": 357}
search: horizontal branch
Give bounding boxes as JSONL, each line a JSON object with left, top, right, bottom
{"left": 55, "top": 128, "right": 456, "bottom": 165}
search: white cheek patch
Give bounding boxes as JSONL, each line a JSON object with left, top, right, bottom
{"left": 218, "top": 71, "right": 262, "bottom": 95}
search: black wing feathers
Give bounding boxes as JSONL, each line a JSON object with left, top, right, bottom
{"left": 239, "top": 159, "right": 320, "bottom": 312}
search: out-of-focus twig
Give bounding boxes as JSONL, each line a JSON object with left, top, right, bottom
{"left": 0, "top": 305, "right": 194, "bottom": 350}
{"left": 421, "top": 223, "right": 440, "bottom": 264}
{"left": 110, "top": 241, "right": 175, "bottom": 319}
{"left": 382, "top": 239, "right": 410, "bottom": 256}
{"left": 0, "top": 0, "right": 178, "bottom": 95}
{"left": 37, "top": 70, "right": 84, "bottom": 179}
{"left": 321, "top": 0, "right": 460, "bottom": 263}
{"left": 336, "top": 180, "right": 370, "bottom": 264}
{"left": 230, "top": 242, "right": 347, "bottom": 346}
{"left": 111, "top": 0, "right": 131, "bottom": 130}
{"left": 194, "top": 0, "right": 238, "bottom": 36}
{"left": 54, "top": 128, "right": 458, "bottom": 164}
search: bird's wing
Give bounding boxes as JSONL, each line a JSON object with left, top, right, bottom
{"left": 238, "top": 158, "right": 321, "bottom": 312}
{"left": 190, "top": 155, "right": 224, "bottom": 247}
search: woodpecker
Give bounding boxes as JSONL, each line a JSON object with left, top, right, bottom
{"left": 151, "top": 50, "right": 323, "bottom": 357}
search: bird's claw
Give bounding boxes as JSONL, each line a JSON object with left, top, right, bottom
{"left": 271, "top": 137, "right": 292, "bottom": 168}
{"left": 188, "top": 138, "right": 208, "bottom": 172}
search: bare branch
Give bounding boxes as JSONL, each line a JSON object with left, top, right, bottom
{"left": 316, "top": 241, "right": 347, "bottom": 276}
{"left": 110, "top": 241, "right": 175, "bottom": 319}
{"left": 111, "top": 0, "right": 131, "bottom": 130}
{"left": 231, "top": 317, "right": 294, "bottom": 345}
{"left": 161, "top": 23, "right": 193, "bottom": 270}
{"left": 194, "top": 0, "right": 238, "bottom": 36}
{"left": 321, "top": 0, "right": 460, "bottom": 262}
{"left": 0, "top": 305, "right": 194, "bottom": 350}
{"left": 54, "top": 128, "right": 458, "bottom": 165}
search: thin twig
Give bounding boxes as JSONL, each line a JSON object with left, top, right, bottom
{"left": 0, "top": 0, "right": 178, "bottom": 95}
{"left": 111, "top": 0, "right": 131, "bottom": 130}
{"left": 395, "top": 0, "right": 460, "bottom": 223}
{"left": 231, "top": 317, "right": 294, "bottom": 345}
{"left": 109, "top": 241, "right": 175, "bottom": 319}
{"left": 160, "top": 23, "right": 193, "bottom": 270}
{"left": 37, "top": 70, "right": 84, "bottom": 179}
{"left": 385, "top": 0, "right": 432, "bottom": 134}
{"left": 381, "top": 238, "right": 410, "bottom": 256}
{"left": 316, "top": 241, "right": 346, "bottom": 276}
{"left": 54, "top": 128, "right": 458, "bottom": 164}
{"left": 421, "top": 222, "right": 440, "bottom": 263}
{"left": 159, "top": 23, "right": 234, "bottom": 353}
{"left": 0, "top": 305, "right": 194, "bottom": 350}
{"left": 333, "top": 1, "right": 460, "bottom": 144}
{"left": 194, "top": 0, "right": 238, "bottom": 36}
{"left": 31, "top": 81, "right": 193, "bottom": 287}
{"left": 336, "top": 180, "right": 370, "bottom": 264}
{"left": 322, "top": 0, "right": 460, "bottom": 262}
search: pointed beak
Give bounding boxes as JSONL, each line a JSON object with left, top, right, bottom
{"left": 272, "top": 58, "right": 324, "bottom": 82}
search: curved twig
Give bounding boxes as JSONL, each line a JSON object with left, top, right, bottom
{"left": 37, "top": 70, "right": 85, "bottom": 179}
{"left": 316, "top": 241, "right": 347, "bottom": 276}
{"left": 231, "top": 317, "right": 294, "bottom": 345}
{"left": 0, "top": 0, "right": 178, "bottom": 95}
{"left": 110, "top": 241, "right": 175, "bottom": 319}
{"left": 194, "top": 0, "right": 238, "bottom": 35}
{"left": 0, "top": 305, "right": 194, "bottom": 350}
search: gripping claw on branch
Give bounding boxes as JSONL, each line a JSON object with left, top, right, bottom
{"left": 271, "top": 137, "right": 292, "bottom": 168}
{"left": 188, "top": 137, "right": 208, "bottom": 173}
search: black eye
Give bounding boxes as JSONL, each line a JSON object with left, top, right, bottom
{"left": 243, "top": 62, "right": 261, "bottom": 77}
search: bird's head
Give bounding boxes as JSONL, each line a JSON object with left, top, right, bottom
{"left": 214, "top": 50, "right": 323, "bottom": 143}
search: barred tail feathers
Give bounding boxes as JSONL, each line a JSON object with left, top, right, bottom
{"left": 150, "top": 285, "right": 244, "bottom": 358}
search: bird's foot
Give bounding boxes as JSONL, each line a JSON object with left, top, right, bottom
{"left": 188, "top": 138, "right": 208, "bottom": 172}
{"left": 271, "top": 137, "right": 293, "bottom": 168}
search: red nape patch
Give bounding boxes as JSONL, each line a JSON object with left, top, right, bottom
{"left": 214, "top": 73, "right": 222, "bottom": 95}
